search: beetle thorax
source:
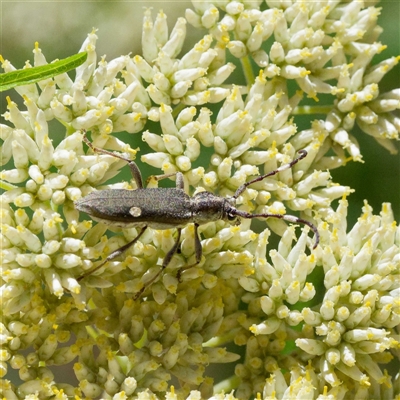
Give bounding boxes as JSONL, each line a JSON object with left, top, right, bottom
{"left": 191, "top": 191, "right": 238, "bottom": 225}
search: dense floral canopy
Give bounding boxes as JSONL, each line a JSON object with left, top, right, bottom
{"left": 1, "top": 1, "right": 399, "bottom": 399}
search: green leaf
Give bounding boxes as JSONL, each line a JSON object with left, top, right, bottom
{"left": 0, "top": 52, "right": 87, "bottom": 92}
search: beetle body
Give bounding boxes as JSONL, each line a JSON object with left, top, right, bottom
{"left": 75, "top": 132, "right": 318, "bottom": 299}
{"left": 75, "top": 188, "right": 238, "bottom": 229}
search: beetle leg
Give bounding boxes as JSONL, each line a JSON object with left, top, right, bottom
{"left": 176, "top": 223, "right": 201, "bottom": 281}
{"left": 193, "top": 223, "right": 202, "bottom": 264}
{"left": 175, "top": 172, "right": 184, "bottom": 190}
{"left": 78, "top": 226, "right": 147, "bottom": 281}
{"left": 134, "top": 228, "right": 182, "bottom": 299}
{"left": 82, "top": 131, "right": 143, "bottom": 188}
{"left": 146, "top": 172, "right": 184, "bottom": 190}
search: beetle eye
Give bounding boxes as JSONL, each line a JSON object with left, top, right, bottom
{"left": 227, "top": 213, "right": 236, "bottom": 221}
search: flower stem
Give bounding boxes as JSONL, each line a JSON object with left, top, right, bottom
{"left": 240, "top": 55, "right": 255, "bottom": 86}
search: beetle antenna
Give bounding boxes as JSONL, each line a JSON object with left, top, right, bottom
{"left": 231, "top": 150, "right": 319, "bottom": 247}
{"left": 234, "top": 209, "right": 320, "bottom": 249}
{"left": 233, "top": 150, "right": 308, "bottom": 200}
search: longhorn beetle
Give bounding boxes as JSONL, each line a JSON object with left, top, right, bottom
{"left": 75, "top": 132, "right": 319, "bottom": 299}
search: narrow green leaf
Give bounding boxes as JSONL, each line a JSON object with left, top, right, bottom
{"left": 0, "top": 52, "right": 88, "bottom": 92}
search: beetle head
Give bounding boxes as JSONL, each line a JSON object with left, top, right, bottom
{"left": 192, "top": 191, "right": 240, "bottom": 226}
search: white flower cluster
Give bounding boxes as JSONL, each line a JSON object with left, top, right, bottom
{"left": 232, "top": 199, "right": 399, "bottom": 399}
{"left": 1, "top": 1, "right": 399, "bottom": 399}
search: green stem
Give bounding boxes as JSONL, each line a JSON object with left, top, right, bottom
{"left": 240, "top": 55, "right": 255, "bottom": 87}
{"left": 172, "top": 102, "right": 185, "bottom": 119}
